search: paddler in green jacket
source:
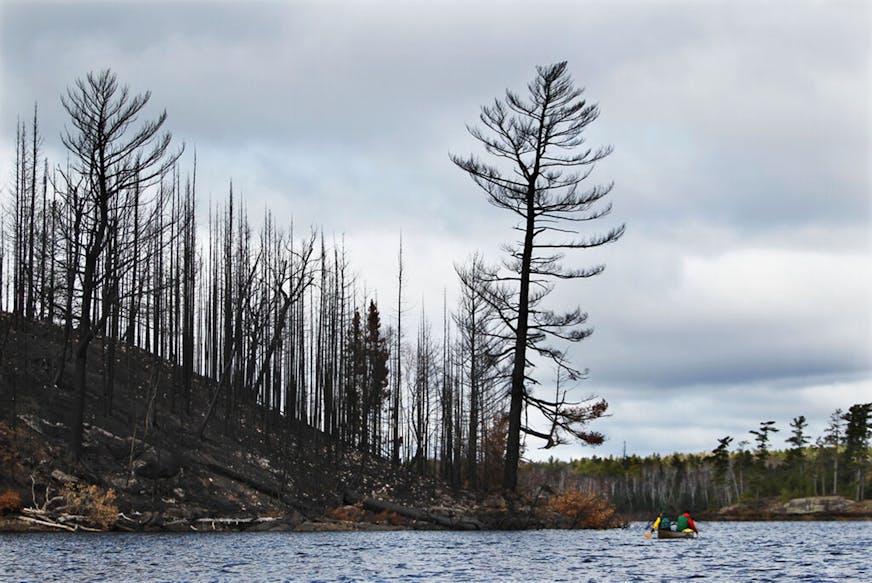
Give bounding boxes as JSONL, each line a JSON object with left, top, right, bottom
{"left": 676, "top": 511, "right": 698, "bottom": 533}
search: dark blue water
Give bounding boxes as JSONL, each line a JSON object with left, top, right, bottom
{"left": 2, "top": 521, "right": 869, "bottom": 582}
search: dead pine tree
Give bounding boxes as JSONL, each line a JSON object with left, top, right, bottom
{"left": 391, "top": 235, "right": 404, "bottom": 466}
{"left": 454, "top": 252, "right": 509, "bottom": 490}
{"left": 57, "top": 69, "right": 182, "bottom": 459}
{"left": 451, "top": 61, "right": 624, "bottom": 492}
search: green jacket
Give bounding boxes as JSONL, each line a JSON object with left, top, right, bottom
{"left": 676, "top": 513, "right": 697, "bottom": 532}
{"left": 658, "top": 517, "right": 671, "bottom": 530}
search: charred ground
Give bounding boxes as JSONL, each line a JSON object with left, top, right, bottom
{"left": 0, "top": 313, "right": 620, "bottom": 532}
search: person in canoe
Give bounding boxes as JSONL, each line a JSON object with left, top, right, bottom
{"left": 649, "top": 512, "right": 663, "bottom": 534}
{"left": 676, "top": 511, "right": 698, "bottom": 534}
{"left": 645, "top": 512, "right": 672, "bottom": 537}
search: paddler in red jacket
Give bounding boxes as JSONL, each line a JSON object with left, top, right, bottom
{"left": 676, "top": 511, "right": 698, "bottom": 533}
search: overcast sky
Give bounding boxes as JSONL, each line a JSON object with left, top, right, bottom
{"left": 1, "top": 0, "right": 870, "bottom": 460}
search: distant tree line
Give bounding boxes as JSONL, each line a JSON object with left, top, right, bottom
{"left": 0, "top": 65, "right": 618, "bottom": 494}
{"left": 522, "top": 405, "right": 872, "bottom": 513}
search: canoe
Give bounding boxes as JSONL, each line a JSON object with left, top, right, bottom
{"left": 657, "top": 529, "right": 697, "bottom": 539}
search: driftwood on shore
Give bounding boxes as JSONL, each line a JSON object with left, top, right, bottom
{"left": 17, "top": 510, "right": 102, "bottom": 532}
{"left": 195, "top": 516, "right": 278, "bottom": 527}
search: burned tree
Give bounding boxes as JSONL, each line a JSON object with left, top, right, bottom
{"left": 454, "top": 253, "right": 508, "bottom": 490}
{"left": 57, "top": 69, "right": 182, "bottom": 458}
{"left": 451, "top": 62, "right": 623, "bottom": 491}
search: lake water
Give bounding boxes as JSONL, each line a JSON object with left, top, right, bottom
{"left": 2, "top": 521, "right": 870, "bottom": 582}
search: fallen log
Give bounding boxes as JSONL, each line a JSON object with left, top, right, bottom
{"left": 18, "top": 515, "right": 76, "bottom": 532}
{"left": 17, "top": 515, "right": 101, "bottom": 532}
{"left": 196, "top": 517, "right": 255, "bottom": 525}
{"left": 197, "top": 457, "right": 319, "bottom": 519}
{"left": 193, "top": 516, "right": 282, "bottom": 530}
{"left": 116, "top": 512, "right": 143, "bottom": 530}
{"left": 344, "top": 491, "right": 481, "bottom": 530}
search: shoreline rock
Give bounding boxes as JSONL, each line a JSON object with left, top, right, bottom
{"left": 708, "top": 496, "right": 872, "bottom": 521}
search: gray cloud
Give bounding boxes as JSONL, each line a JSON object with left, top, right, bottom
{"left": 1, "top": 0, "right": 870, "bottom": 459}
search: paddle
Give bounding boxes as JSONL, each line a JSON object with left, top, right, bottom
{"left": 643, "top": 515, "right": 662, "bottom": 538}
{"left": 643, "top": 518, "right": 655, "bottom": 538}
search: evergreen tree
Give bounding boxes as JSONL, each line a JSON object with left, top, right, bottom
{"left": 711, "top": 436, "right": 733, "bottom": 484}
{"left": 344, "top": 308, "right": 364, "bottom": 446}
{"left": 363, "top": 300, "right": 390, "bottom": 454}
{"left": 842, "top": 403, "right": 871, "bottom": 501}
{"left": 749, "top": 421, "right": 779, "bottom": 497}
{"left": 711, "top": 435, "right": 734, "bottom": 507}
{"left": 785, "top": 415, "right": 809, "bottom": 466}
{"left": 823, "top": 409, "right": 844, "bottom": 495}
{"left": 751, "top": 421, "right": 779, "bottom": 465}
{"left": 784, "top": 415, "right": 810, "bottom": 495}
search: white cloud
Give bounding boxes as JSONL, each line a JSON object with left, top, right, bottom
{"left": 579, "top": 239, "right": 872, "bottom": 387}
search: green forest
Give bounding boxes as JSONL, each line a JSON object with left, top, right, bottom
{"left": 523, "top": 405, "right": 871, "bottom": 515}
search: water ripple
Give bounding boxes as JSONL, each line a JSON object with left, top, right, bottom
{"left": 1, "top": 521, "right": 870, "bottom": 582}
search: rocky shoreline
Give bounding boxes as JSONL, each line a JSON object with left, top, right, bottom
{"left": 4, "top": 493, "right": 870, "bottom": 533}
{"left": 704, "top": 496, "right": 872, "bottom": 522}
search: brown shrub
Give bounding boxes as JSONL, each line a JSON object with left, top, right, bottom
{"left": 546, "top": 487, "right": 620, "bottom": 529}
{"left": 61, "top": 482, "right": 118, "bottom": 530}
{"left": 327, "top": 504, "right": 364, "bottom": 522}
{"left": 0, "top": 489, "right": 22, "bottom": 514}
{"left": 367, "top": 509, "right": 404, "bottom": 526}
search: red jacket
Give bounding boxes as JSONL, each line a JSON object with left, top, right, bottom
{"left": 677, "top": 512, "right": 698, "bottom": 532}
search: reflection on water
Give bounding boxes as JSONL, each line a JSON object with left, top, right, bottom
{"left": 2, "top": 521, "right": 870, "bottom": 582}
